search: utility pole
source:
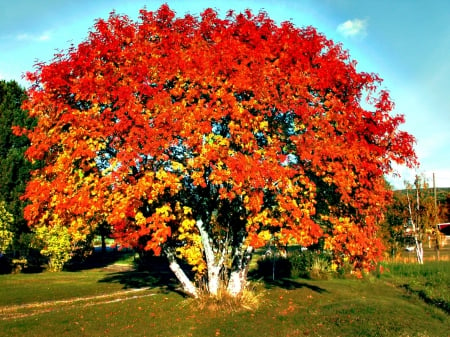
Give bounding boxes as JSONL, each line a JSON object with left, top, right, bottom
{"left": 433, "top": 173, "right": 440, "bottom": 260}
{"left": 413, "top": 176, "right": 424, "bottom": 264}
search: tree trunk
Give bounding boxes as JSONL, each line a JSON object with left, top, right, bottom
{"left": 164, "top": 247, "right": 198, "bottom": 298}
{"left": 196, "top": 219, "right": 224, "bottom": 297}
{"left": 415, "top": 239, "right": 424, "bottom": 264}
{"left": 101, "top": 233, "right": 106, "bottom": 254}
{"left": 227, "top": 246, "right": 253, "bottom": 296}
{"left": 228, "top": 269, "right": 245, "bottom": 296}
{"left": 208, "top": 265, "right": 221, "bottom": 296}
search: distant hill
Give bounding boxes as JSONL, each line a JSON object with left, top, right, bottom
{"left": 394, "top": 187, "right": 450, "bottom": 203}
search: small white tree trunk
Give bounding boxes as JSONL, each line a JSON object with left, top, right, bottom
{"left": 227, "top": 246, "right": 253, "bottom": 296}
{"left": 415, "top": 239, "right": 424, "bottom": 264}
{"left": 165, "top": 247, "right": 198, "bottom": 298}
{"left": 208, "top": 265, "right": 221, "bottom": 296}
{"left": 227, "top": 269, "right": 245, "bottom": 296}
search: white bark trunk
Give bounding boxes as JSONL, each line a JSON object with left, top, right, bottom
{"left": 415, "top": 239, "right": 424, "bottom": 264}
{"left": 196, "top": 219, "right": 223, "bottom": 296}
{"left": 165, "top": 248, "right": 198, "bottom": 298}
{"left": 227, "top": 246, "right": 253, "bottom": 296}
{"left": 208, "top": 265, "right": 221, "bottom": 296}
{"left": 227, "top": 269, "right": 245, "bottom": 296}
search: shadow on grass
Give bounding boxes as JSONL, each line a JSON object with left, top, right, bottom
{"left": 99, "top": 270, "right": 180, "bottom": 292}
{"left": 400, "top": 283, "right": 450, "bottom": 314}
{"left": 98, "top": 254, "right": 327, "bottom": 297}
{"left": 64, "top": 249, "right": 134, "bottom": 271}
{"left": 98, "top": 256, "right": 190, "bottom": 297}
{"left": 260, "top": 277, "right": 328, "bottom": 293}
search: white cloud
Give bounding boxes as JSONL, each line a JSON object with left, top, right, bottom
{"left": 337, "top": 18, "right": 367, "bottom": 38}
{"left": 37, "top": 32, "right": 51, "bottom": 41}
{"left": 16, "top": 33, "right": 31, "bottom": 41}
{"left": 16, "top": 30, "right": 51, "bottom": 42}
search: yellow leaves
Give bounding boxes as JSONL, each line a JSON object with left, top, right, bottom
{"left": 320, "top": 215, "right": 329, "bottom": 221}
{"left": 152, "top": 168, "right": 182, "bottom": 195}
{"left": 156, "top": 168, "right": 168, "bottom": 181}
{"left": 173, "top": 213, "right": 206, "bottom": 275}
{"left": 259, "top": 120, "right": 269, "bottom": 131}
{"left": 155, "top": 204, "right": 172, "bottom": 218}
{"left": 295, "top": 123, "right": 306, "bottom": 132}
{"left": 323, "top": 237, "right": 333, "bottom": 251}
{"left": 258, "top": 230, "right": 272, "bottom": 242}
{"left": 171, "top": 161, "right": 185, "bottom": 172}
{"left": 86, "top": 137, "right": 106, "bottom": 152}
{"left": 179, "top": 218, "right": 196, "bottom": 234}
{"left": 247, "top": 209, "right": 272, "bottom": 227}
{"left": 176, "top": 242, "right": 206, "bottom": 274}
{"left": 203, "top": 134, "right": 230, "bottom": 150}
{"left": 135, "top": 211, "right": 147, "bottom": 226}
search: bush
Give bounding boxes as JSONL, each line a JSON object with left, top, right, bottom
{"left": 255, "top": 249, "right": 333, "bottom": 280}
{"left": 289, "top": 250, "right": 332, "bottom": 279}
{"left": 289, "top": 250, "right": 314, "bottom": 278}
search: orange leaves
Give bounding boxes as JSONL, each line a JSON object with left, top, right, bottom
{"left": 324, "top": 216, "right": 384, "bottom": 272}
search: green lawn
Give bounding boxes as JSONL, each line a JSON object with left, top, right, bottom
{"left": 0, "top": 263, "right": 449, "bottom": 337}
{"left": 381, "top": 260, "right": 450, "bottom": 314}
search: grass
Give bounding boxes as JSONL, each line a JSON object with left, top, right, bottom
{"left": 0, "top": 269, "right": 127, "bottom": 306}
{"left": 0, "top": 262, "right": 449, "bottom": 337}
{"left": 381, "top": 260, "right": 450, "bottom": 313}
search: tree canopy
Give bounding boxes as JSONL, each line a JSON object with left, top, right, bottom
{"left": 16, "top": 5, "right": 416, "bottom": 296}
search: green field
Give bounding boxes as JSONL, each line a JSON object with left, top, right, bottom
{"left": 0, "top": 258, "right": 449, "bottom": 337}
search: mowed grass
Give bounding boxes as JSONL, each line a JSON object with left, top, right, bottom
{"left": 1, "top": 263, "right": 449, "bottom": 337}
{"left": 0, "top": 270, "right": 125, "bottom": 306}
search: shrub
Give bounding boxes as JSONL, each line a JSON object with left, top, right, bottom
{"left": 289, "top": 250, "right": 332, "bottom": 279}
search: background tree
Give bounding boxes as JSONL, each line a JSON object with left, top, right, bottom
{"left": 0, "top": 80, "right": 36, "bottom": 255}
{"left": 403, "top": 175, "right": 442, "bottom": 263}
{"left": 380, "top": 188, "right": 410, "bottom": 257}
{"left": 439, "top": 193, "right": 450, "bottom": 223}
{"left": 17, "top": 5, "right": 416, "bottom": 296}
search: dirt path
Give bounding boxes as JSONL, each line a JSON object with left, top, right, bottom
{"left": 0, "top": 288, "right": 156, "bottom": 320}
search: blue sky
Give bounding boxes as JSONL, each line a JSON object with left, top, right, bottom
{"left": 1, "top": 0, "right": 449, "bottom": 188}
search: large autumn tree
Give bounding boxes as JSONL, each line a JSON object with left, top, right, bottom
{"left": 17, "top": 5, "right": 416, "bottom": 296}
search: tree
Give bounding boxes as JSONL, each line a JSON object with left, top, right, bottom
{"left": 17, "top": 5, "right": 416, "bottom": 296}
{"left": 33, "top": 222, "right": 72, "bottom": 271}
{"left": 380, "top": 186, "right": 410, "bottom": 258}
{"left": 0, "top": 80, "right": 36, "bottom": 253}
{"left": 404, "top": 176, "right": 442, "bottom": 263}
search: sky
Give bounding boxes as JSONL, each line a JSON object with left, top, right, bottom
{"left": 1, "top": 0, "right": 449, "bottom": 189}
